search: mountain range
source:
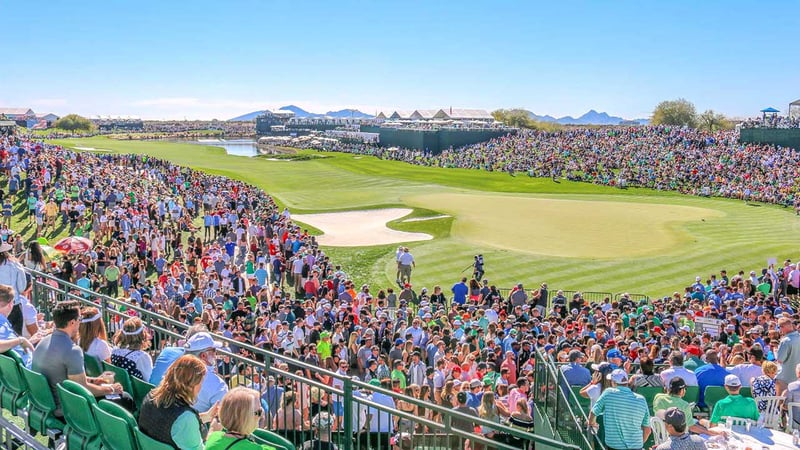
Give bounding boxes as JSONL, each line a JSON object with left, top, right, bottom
{"left": 528, "top": 109, "right": 648, "bottom": 125}
{"left": 229, "top": 105, "right": 373, "bottom": 121}
{"left": 230, "top": 106, "right": 648, "bottom": 125}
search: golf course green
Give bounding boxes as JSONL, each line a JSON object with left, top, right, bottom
{"left": 48, "top": 136, "right": 800, "bottom": 297}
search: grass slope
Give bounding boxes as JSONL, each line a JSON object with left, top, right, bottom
{"left": 47, "top": 137, "right": 800, "bottom": 297}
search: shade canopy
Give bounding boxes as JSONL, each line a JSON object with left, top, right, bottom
{"left": 790, "top": 99, "right": 800, "bottom": 106}
{"left": 760, "top": 107, "right": 780, "bottom": 113}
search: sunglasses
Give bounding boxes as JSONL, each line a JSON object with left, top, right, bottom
{"left": 253, "top": 409, "right": 262, "bottom": 417}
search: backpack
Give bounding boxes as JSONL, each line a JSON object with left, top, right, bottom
{"left": 111, "top": 349, "right": 144, "bottom": 380}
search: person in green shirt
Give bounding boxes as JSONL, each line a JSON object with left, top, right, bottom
{"left": 709, "top": 375, "right": 760, "bottom": 426}
{"left": 317, "top": 332, "right": 332, "bottom": 361}
{"left": 104, "top": 261, "right": 120, "bottom": 297}
{"left": 391, "top": 360, "right": 407, "bottom": 389}
{"left": 205, "top": 387, "right": 276, "bottom": 450}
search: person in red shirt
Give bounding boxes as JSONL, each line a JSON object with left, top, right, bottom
{"left": 500, "top": 350, "right": 518, "bottom": 384}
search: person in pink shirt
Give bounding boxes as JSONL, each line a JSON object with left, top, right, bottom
{"left": 507, "top": 378, "right": 529, "bottom": 415}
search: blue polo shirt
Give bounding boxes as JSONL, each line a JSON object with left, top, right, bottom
{"left": 695, "top": 363, "right": 730, "bottom": 407}
{"left": 149, "top": 346, "right": 186, "bottom": 385}
{"left": 451, "top": 282, "right": 468, "bottom": 305}
{"left": 0, "top": 314, "right": 31, "bottom": 368}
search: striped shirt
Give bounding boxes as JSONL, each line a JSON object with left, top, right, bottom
{"left": 591, "top": 386, "right": 650, "bottom": 450}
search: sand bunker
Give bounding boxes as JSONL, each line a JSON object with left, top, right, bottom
{"left": 292, "top": 208, "right": 432, "bottom": 247}
{"left": 403, "top": 215, "right": 451, "bottom": 222}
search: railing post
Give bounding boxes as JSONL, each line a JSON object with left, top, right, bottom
{"left": 342, "top": 378, "right": 353, "bottom": 450}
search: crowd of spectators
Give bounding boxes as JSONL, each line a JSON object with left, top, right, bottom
{"left": 3, "top": 130, "right": 800, "bottom": 449}
{"left": 740, "top": 115, "right": 800, "bottom": 129}
{"left": 325, "top": 125, "right": 800, "bottom": 209}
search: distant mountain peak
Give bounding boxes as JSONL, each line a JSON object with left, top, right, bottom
{"left": 526, "top": 109, "right": 643, "bottom": 125}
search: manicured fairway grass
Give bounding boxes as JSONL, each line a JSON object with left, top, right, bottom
{"left": 404, "top": 192, "right": 725, "bottom": 258}
{"left": 47, "top": 136, "right": 800, "bottom": 297}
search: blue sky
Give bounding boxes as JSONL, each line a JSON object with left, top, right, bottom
{"left": 2, "top": 1, "right": 798, "bottom": 120}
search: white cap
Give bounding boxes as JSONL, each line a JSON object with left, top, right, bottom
{"left": 607, "top": 369, "right": 629, "bottom": 384}
{"left": 184, "top": 332, "right": 223, "bottom": 352}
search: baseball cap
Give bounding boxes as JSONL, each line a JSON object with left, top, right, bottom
{"left": 607, "top": 369, "right": 629, "bottom": 384}
{"left": 184, "top": 332, "right": 223, "bottom": 352}
{"left": 590, "top": 362, "right": 613, "bottom": 374}
{"left": 456, "top": 391, "right": 468, "bottom": 403}
{"left": 469, "top": 379, "right": 481, "bottom": 389}
{"left": 395, "top": 338, "right": 404, "bottom": 346}
{"left": 606, "top": 349, "right": 625, "bottom": 360}
{"left": 656, "top": 407, "right": 686, "bottom": 428}
{"left": 568, "top": 350, "right": 584, "bottom": 362}
{"left": 724, "top": 374, "right": 741, "bottom": 387}
{"left": 668, "top": 377, "right": 687, "bottom": 394}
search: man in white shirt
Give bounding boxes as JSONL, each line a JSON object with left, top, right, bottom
{"left": 728, "top": 346, "right": 764, "bottom": 387}
{"left": 397, "top": 247, "right": 415, "bottom": 284}
{"left": 660, "top": 352, "right": 698, "bottom": 386}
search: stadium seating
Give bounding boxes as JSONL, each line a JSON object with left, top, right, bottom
{"left": 0, "top": 352, "right": 29, "bottom": 415}
{"left": 84, "top": 354, "right": 104, "bottom": 378}
{"left": 134, "top": 427, "right": 174, "bottom": 450}
{"left": 634, "top": 386, "right": 663, "bottom": 414}
{"left": 92, "top": 399, "right": 139, "bottom": 450}
{"left": 252, "top": 428, "right": 296, "bottom": 450}
{"left": 57, "top": 380, "right": 102, "bottom": 450}
{"left": 130, "top": 377, "right": 155, "bottom": 410}
{"left": 102, "top": 361, "right": 134, "bottom": 396}
{"left": 20, "top": 366, "right": 65, "bottom": 438}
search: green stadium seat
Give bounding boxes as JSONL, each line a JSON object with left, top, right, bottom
{"left": 0, "top": 352, "right": 29, "bottom": 415}
{"left": 84, "top": 354, "right": 104, "bottom": 378}
{"left": 20, "top": 366, "right": 65, "bottom": 437}
{"left": 634, "top": 386, "right": 664, "bottom": 414}
{"left": 253, "top": 428, "right": 296, "bottom": 450}
{"left": 57, "top": 380, "right": 102, "bottom": 450}
{"left": 135, "top": 427, "right": 175, "bottom": 450}
{"left": 102, "top": 361, "right": 134, "bottom": 396}
{"left": 130, "top": 376, "right": 155, "bottom": 410}
{"left": 703, "top": 386, "right": 728, "bottom": 413}
{"left": 683, "top": 385, "right": 700, "bottom": 405}
{"left": 93, "top": 400, "right": 139, "bottom": 450}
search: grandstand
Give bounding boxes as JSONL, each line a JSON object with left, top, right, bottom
{"left": 257, "top": 107, "right": 513, "bottom": 153}
{"left": 90, "top": 115, "right": 144, "bottom": 131}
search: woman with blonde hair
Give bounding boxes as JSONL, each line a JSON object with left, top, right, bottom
{"left": 138, "top": 355, "right": 220, "bottom": 450}
{"left": 441, "top": 380, "right": 456, "bottom": 407}
{"left": 111, "top": 316, "right": 153, "bottom": 381}
{"left": 79, "top": 306, "right": 112, "bottom": 362}
{"left": 478, "top": 391, "right": 501, "bottom": 440}
{"left": 274, "top": 391, "right": 304, "bottom": 435}
{"left": 205, "top": 387, "right": 274, "bottom": 450}
{"left": 752, "top": 361, "right": 778, "bottom": 412}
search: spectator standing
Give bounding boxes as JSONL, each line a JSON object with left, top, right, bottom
{"left": 776, "top": 317, "right": 800, "bottom": 395}
{"left": 783, "top": 363, "right": 800, "bottom": 430}
{"left": 589, "top": 369, "right": 651, "bottom": 450}
{"left": 560, "top": 350, "right": 591, "bottom": 386}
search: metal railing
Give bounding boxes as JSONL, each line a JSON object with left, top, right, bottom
{"left": 26, "top": 269, "right": 581, "bottom": 450}
{"left": 531, "top": 349, "right": 601, "bottom": 450}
